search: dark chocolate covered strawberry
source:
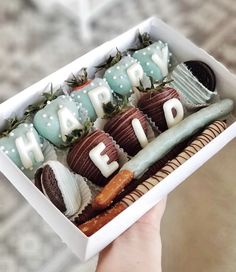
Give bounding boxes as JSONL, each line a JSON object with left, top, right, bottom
{"left": 103, "top": 99, "right": 149, "bottom": 156}
{"left": 67, "top": 129, "right": 119, "bottom": 186}
{"left": 137, "top": 78, "right": 181, "bottom": 131}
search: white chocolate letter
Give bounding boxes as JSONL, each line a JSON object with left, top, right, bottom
{"left": 151, "top": 45, "right": 169, "bottom": 77}
{"left": 127, "top": 63, "right": 144, "bottom": 86}
{"left": 58, "top": 107, "right": 83, "bottom": 142}
{"left": 15, "top": 132, "right": 44, "bottom": 169}
{"left": 131, "top": 118, "right": 148, "bottom": 148}
{"left": 163, "top": 98, "right": 184, "bottom": 128}
{"left": 88, "top": 86, "right": 112, "bottom": 117}
{"left": 89, "top": 142, "right": 119, "bottom": 178}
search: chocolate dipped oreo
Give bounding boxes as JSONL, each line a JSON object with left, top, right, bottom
{"left": 67, "top": 129, "right": 120, "bottom": 186}
{"left": 35, "top": 164, "right": 66, "bottom": 212}
{"left": 184, "top": 60, "right": 216, "bottom": 92}
{"left": 35, "top": 161, "right": 91, "bottom": 217}
{"left": 103, "top": 107, "right": 148, "bottom": 156}
{"left": 170, "top": 61, "right": 217, "bottom": 109}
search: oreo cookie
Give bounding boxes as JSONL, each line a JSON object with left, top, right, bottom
{"left": 35, "top": 165, "right": 67, "bottom": 213}
{"left": 184, "top": 60, "right": 216, "bottom": 92}
{"left": 34, "top": 161, "right": 90, "bottom": 217}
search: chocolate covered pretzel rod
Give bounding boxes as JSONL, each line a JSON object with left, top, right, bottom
{"left": 78, "top": 203, "right": 126, "bottom": 237}
{"left": 121, "top": 120, "right": 227, "bottom": 206}
{"left": 92, "top": 99, "right": 233, "bottom": 210}
{"left": 79, "top": 120, "right": 227, "bottom": 236}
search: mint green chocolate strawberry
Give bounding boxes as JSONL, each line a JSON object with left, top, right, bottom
{"left": 33, "top": 95, "right": 84, "bottom": 147}
{"left": 70, "top": 78, "right": 113, "bottom": 122}
{"left": 132, "top": 41, "right": 171, "bottom": 81}
{"left": 0, "top": 122, "right": 44, "bottom": 176}
{"left": 104, "top": 56, "right": 144, "bottom": 96}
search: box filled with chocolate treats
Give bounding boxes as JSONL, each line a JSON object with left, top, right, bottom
{"left": 0, "top": 17, "right": 236, "bottom": 261}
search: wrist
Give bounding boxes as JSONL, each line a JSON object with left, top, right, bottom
{"left": 97, "top": 228, "right": 162, "bottom": 272}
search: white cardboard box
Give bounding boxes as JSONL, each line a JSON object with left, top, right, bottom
{"left": 0, "top": 17, "right": 236, "bottom": 261}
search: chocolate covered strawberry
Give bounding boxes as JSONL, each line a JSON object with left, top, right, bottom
{"left": 0, "top": 120, "right": 45, "bottom": 178}
{"left": 66, "top": 68, "right": 92, "bottom": 92}
{"left": 67, "top": 129, "right": 119, "bottom": 187}
{"left": 67, "top": 68, "right": 113, "bottom": 121}
{"left": 137, "top": 78, "right": 183, "bottom": 132}
{"left": 128, "top": 32, "right": 173, "bottom": 82}
{"left": 96, "top": 49, "right": 144, "bottom": 97}
{"left": 103, "top": 99, "right": 149, "bottom": 156}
